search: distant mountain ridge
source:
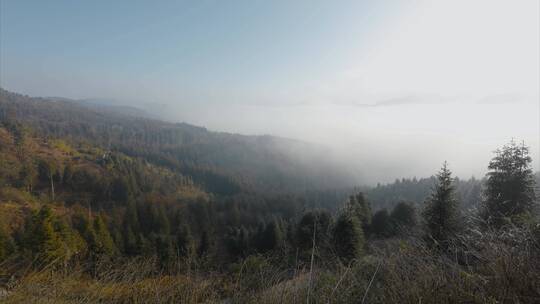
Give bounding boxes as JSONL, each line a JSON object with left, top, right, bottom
{"left": 0, "top": 88, "right": 356, "bottom": 194}
{"left": 75, "top": 98, "right": 154, "bottom": 119}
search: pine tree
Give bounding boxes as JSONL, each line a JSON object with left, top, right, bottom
{"left": 111, "top": 177, "right": 131, "bottom": 202}
{"left": 0, "top": 227, "right": 7, "bottom": 262}
{"left": 346, "top": 192, "right": 372, "bottom": 229}
{"left": 482, "top": 140, "right": 537, "bottom": 228}
{"left": 296, "top": 210, "right": 332, "bottom": 251}
{"left": 93, "top": 214, "right": 116, "bottom": 257}
{"left": 110, "top": 227, "right": 124, "bottom": 253}
{"left": 254, "top": 219, "right": 283, "bottom": 253}
{"left": 422, "top": 162, "right": 461, "bottom": 248}
{"left": 176, "top": 224, "right": 194, "bottom": 258}
{"left": 0, "top": 224, "right": 15, "bottom": 262}
{"left": 62, "top": 164, "right": 74, "bottom": 187}
{"left": 122, "top": 202, "right": 140, "bottom": 256}
{"left": 390, "top": 201, "right": 417, "bottom": 234}
{"left": 18, "top": 160, "right": 37, "bottom": 192}
{"left": 332, "top": 213, "right": 364, "bottom": 263}
{"left": 156, "top": 205, "right": 170, "bottom": 235}
{"left": 54, "top": 219, "right": 87, "bottom": 265}
{"left": 135, "top": 233, "right": 151, "bottom": 256}
{"left": 155, "top": 235, "right": 174, "bottom": 269}
{"left": 37, "top": 160, "right": 57, "bottom": 201}
{"left": 198, "top": 230, "right": 211, "bottom": 258}
{"left": 23, "top": 206, "right": 65, "bottom": 264}
{"left": 74, "top": 213, "right": 98, "bottom": 256}
{"left": 370, "top": 209, "right": 393, "bottom": 238}
{"left": 123, "top": 226, "right": 138, "bottom": 256}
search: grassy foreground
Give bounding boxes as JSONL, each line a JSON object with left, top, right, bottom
{"left": 1, "top": 226, "right": 539, "bottom": 304}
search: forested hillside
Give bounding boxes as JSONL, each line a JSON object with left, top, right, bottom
{"left": 0, "top": 118, "right": 315, "bottom": 265}
{"left": 366, "top": 176, "right": 483, "bottom": 211}
{"left": 0, "top": 89, "right": 355, "bottom": 194}
{"left": 0, "top": 89, "right": 538, "bottom": 303}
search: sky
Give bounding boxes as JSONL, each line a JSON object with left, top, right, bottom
{"left": 1, "top": 0, "right": 539, "bottom": 183}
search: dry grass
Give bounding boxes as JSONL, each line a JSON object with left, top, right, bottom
{"left": 2, "top": 258, "right": 224, "bottom": 304}
{"left": 2, "top": 226, "right": 539, "bottom": 304}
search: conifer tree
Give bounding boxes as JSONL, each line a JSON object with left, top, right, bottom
{"left": 176, "top": 224, "right": 194, "bottom": 258}
{"left": 111, "top": 177, "right": 131, "bottom": 202}
{"left": 482, "top": 140, "right": 537, "bottom": 228}
{"left": 54, "top": 219, "right": 87, "bottom": 265}
{"left": 332, "top": 212, "right": 364, "bottom": 263}
{"left": 390, "top": 201, "right": 417, "bottom": 234}
{"left": 346, "top": 192, "right": 372, "bottom": 229}
{"left": 422, "top": 162, "right": 461, "bottom": 248}
{"left": 123, "top": 226, "right": 138, "bottom": 256}
{"left": 371, "top": 209, "right": 393, "bottom": 238}
{"left": 255, "top": 220, "right": 283, "bottom": 253}
{"left": 135, "top": 233, "right": 151, "bottom": 256}
{"left": 156, "top": 235, "right": 174, "bottom": 269}
{"left": 0, "top": 224, "right": 15, "bottom": 262}
{"left": 198, "top": 230, "right": 211, "bottom": 258}
{"left": 18, "top": 160, "right": 37, "bottom": 192}
{"left": 296, "top": 210, "right": 332, "bottom": 251}
{"left": 23, "top": 206, "right": 65, "bottom": 264}
{"left": 156, "top": 205, "right": 171, "bottom": 235}
{"left": 93, "top": 214, "right": 116, "bottom": 257}
{"left": 37, "top": 160, "right": 57, "bottom": 201}
{"left": 357, "top": 192, "right": 372, "bottom": 226}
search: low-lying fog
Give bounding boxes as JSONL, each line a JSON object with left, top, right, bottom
{"left": 153, "top": 98, "right": 539, "bottom": 185}
{"left": 2, "top": 0, "right": 538, "bottom": 185}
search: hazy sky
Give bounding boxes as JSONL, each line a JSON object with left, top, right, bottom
{"left": 1, "top": 0, "right": 539, "bottom": 183}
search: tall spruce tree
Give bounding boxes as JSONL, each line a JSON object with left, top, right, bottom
{"left": 23, "top": 206, "right": 65, "bottom": 264}
{"left": 346, "top": 192, "right": 372, "bottom": 230}
{"left": 332, "top": 212, "right": 364, "bottom": 263}
{"left": 93, "top": 214, "right": 117, "bottom": 257}
{"left": 482, "top": 140, "right": 537, "bottom": 228}
{"left": 422, "top": 162, "right": 461, "bottom": 248}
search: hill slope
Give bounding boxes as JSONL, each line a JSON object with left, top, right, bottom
{"left": 0, "top": 89, "right": 355, "bottom": 194}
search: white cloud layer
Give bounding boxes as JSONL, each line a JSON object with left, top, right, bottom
{"left": 163, "top": 0, "right": 539, "bottom": 183}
